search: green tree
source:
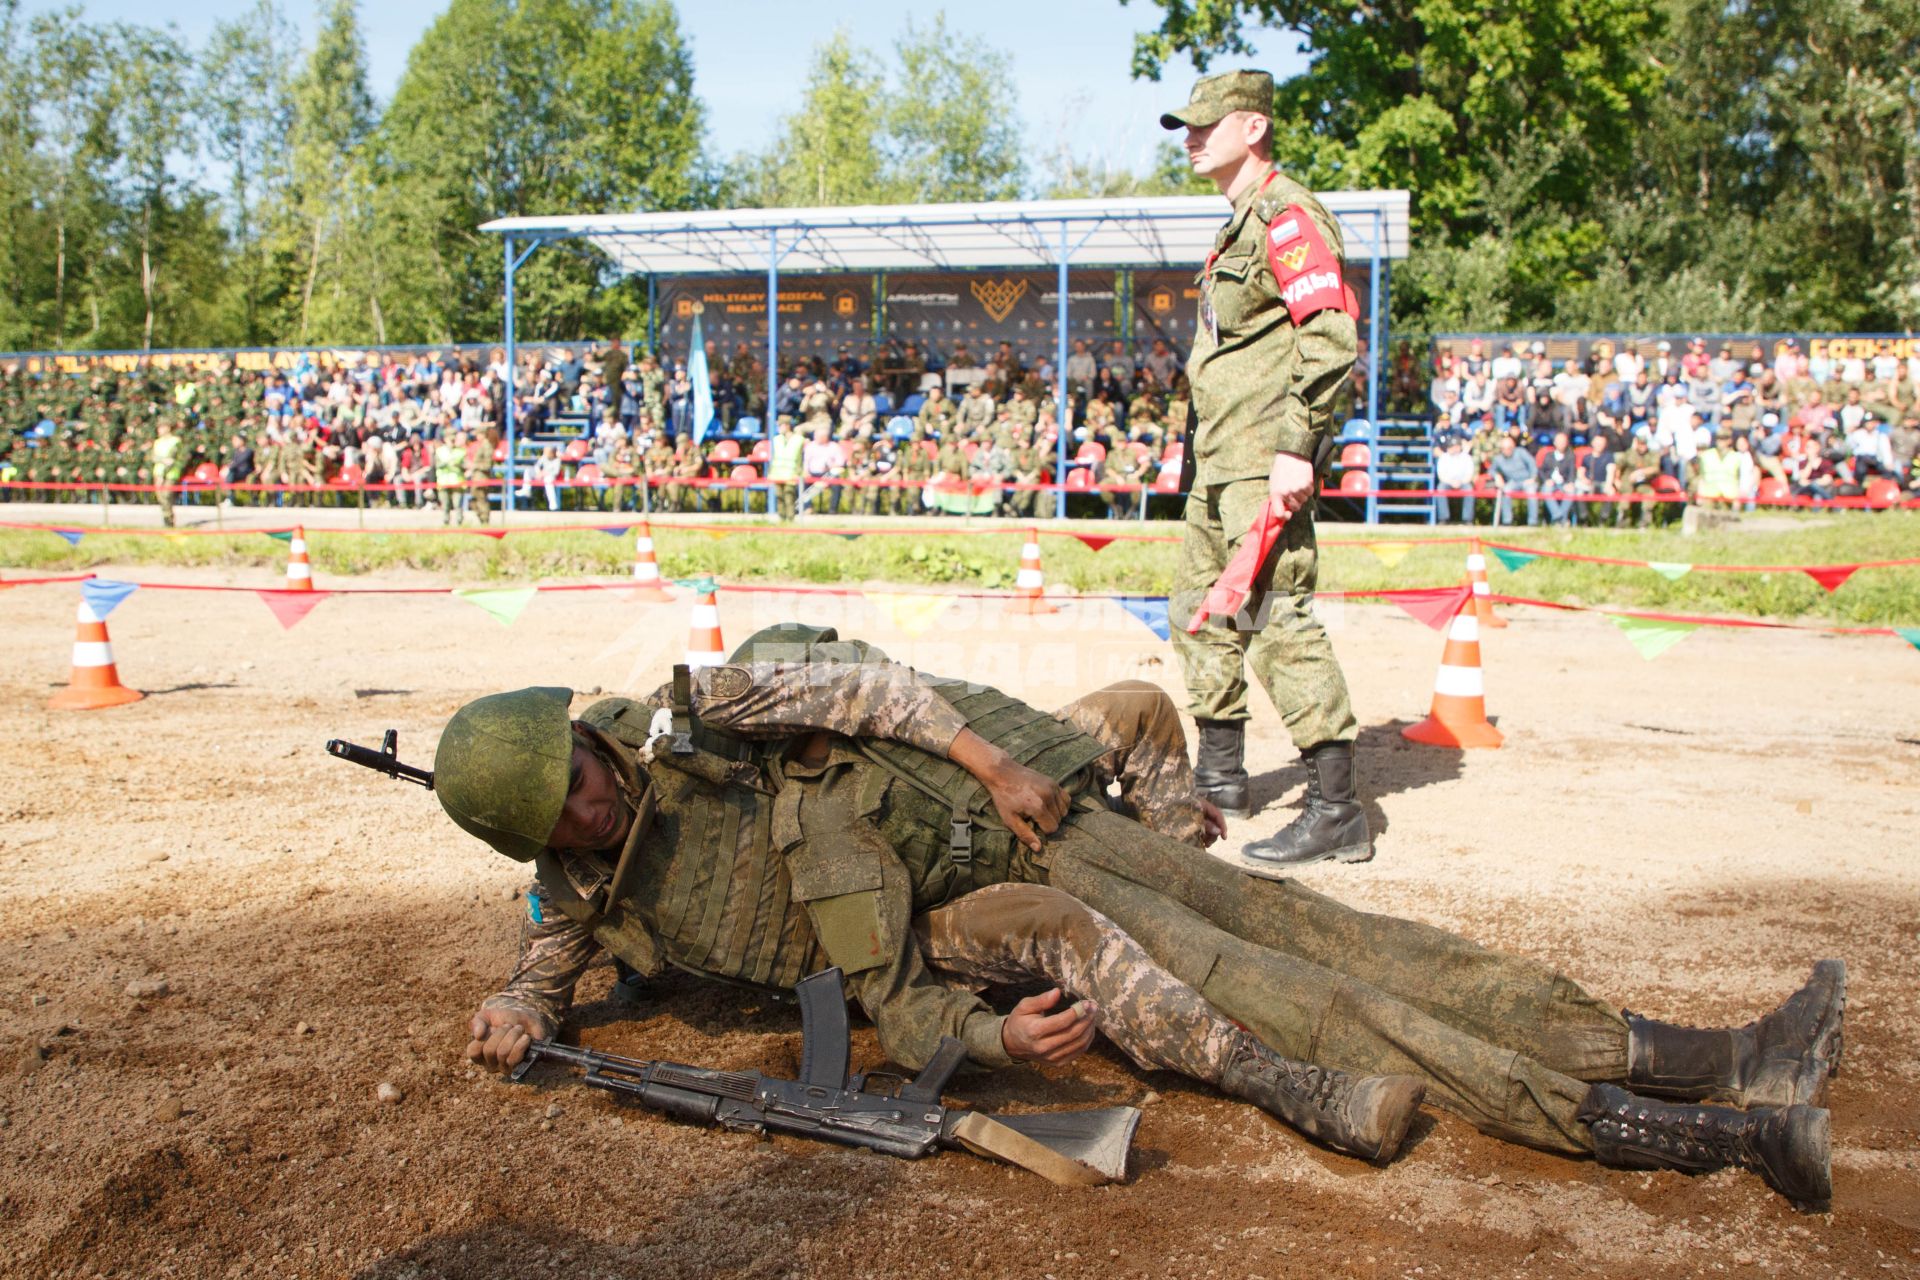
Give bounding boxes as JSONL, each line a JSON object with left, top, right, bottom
{"left": 285, "top": 0, "right": 378, "bottom": 342}
{"left": 100, "top": 22, "right": 194, "bottom": 349}
{"left": 882, "top": 15, "right": 1023, "bottom": 202}
{"left": 380, "top": 0, "right": 704, "bottom": 342}
{"left": 199, "top": 0, "right": 295, "bottom": 345}
{"left": 736, "top": 31, "right": 888, "bottom": 206}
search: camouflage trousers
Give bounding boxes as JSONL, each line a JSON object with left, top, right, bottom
{"left": 1053, "top": 680, "right": 1209, "bottom": 848}
{"left": 1170, "top": 478, "right": 1356, "bottom": 749}
{"left": 1036, "top": 809, "right": 1629, "bottom": 1155}
{"left": 917, "top": 883, "right": 1240, "bottom": 1083}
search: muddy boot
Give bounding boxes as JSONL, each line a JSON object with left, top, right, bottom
{"left": 1241, "top": 741, "right": 1372, "bottom": 868}
{"left": 1579, "top": 1082, "right": 1831, "bottom": 1210}
{"left": 1194, "top": 718, "right": 1252, "bottom": 819}
{"left": 1626, "top": 960, "right": 1845, "bottom": 1108}
{"left": 1218, "top": 1034, "right": 1426, "bottom": 1162}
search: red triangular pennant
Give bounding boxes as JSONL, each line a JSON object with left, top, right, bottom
{"left": 476, "top": 529, "right": 507, "bottom": 540}
{"left": 256, "top": 589, "right": 330, "bottom": 629}
{"left": 1072, "top": 534, "right": 1118, "bottom": 553}
{"left": 1803, "top": 565, "right": 1858, "bottom": 593}
{"left": 1389, "top": 585, "right": 1473, "bottom": 631}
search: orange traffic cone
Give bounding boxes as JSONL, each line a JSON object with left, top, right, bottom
{"left": 285, "top": 525, "right": 315, "bottom": 592}
{"left": 1466, "top": 538, "right": 1506, "bottom": 628}
{"left": 685, "top": 589, "right": 725, "bottom": 668}
{"left": 1402, "top": 587, "right": 1502, "bottom": 749}
{"left": 1004, "top": 527, "right": 1058, "bottom": 615}
{"left": 631, "top": 522, "right": 672, "bottom": 602}
{"left": 48, "top": 596, "right": 145, "bottom": 710}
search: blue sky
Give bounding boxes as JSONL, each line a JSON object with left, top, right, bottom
{"left": 22, "top": 0, "right": 1309, "bottom": 180}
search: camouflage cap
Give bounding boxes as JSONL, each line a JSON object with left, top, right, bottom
{"left": 1160, "top": 70, "right": 1275, "bottom": 130}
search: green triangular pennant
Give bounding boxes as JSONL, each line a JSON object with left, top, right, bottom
{"left": 1647, "top": 561, "right": 1693, "bottom": 581}
{"left": 1896, "top": 626, "right": 1920, "bottom": 654}
{"left": 671, "top": 575, "right": 718, "bottom": 595}
{"left": 264, "top": 530, "right": 294, "bottom": 543}
{"left": 1608, "top": 614, "right": 1699, "bottom": 660}
{"left": 1490, "top": 547, "right": 1539, "bottom": 573}
{"left": 453, "top": 586, "right": 537, "bottom": 627}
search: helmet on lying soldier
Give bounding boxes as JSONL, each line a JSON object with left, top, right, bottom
{"left": 433, "top": 686, "right": 573, "bottom": 862}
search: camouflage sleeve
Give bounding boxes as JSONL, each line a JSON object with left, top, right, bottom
{"left": 1274, "top": 204, "right": 1359, "bottom": 457}
{"left": 1053, "top": 682, "right": 1209, "bottom": 848}
{"left": 691, "top": 661, "right": 968, "bottom": 757}
{"left": 478, "top": 878, "right": 601, "bottom": 1038}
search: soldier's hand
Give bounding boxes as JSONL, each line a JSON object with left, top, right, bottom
{"left": 1002, "top": 988, "right": 1098, "bottom": 1066}
{"left": 1267, "top": 451, "right": 1316, "bottom": 517}
{"left": 984, "top": 758, "right": 1071, "bottom": 853}
{"left": 1196, "top": 796, "right": 1228, "bottom": 846}
{"left": 467, "top": 1006, "right": 544, "bottom": 1073}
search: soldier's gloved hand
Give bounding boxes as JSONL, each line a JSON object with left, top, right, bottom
{"left": 1002, "top": 988, "right": 1097, "bottom": 1066}
{"left": 1267, "top": 450, "right": 1316, "bottom": 517}
{"left": 467, "top": 1006, "right": 545, "bottom": 1073}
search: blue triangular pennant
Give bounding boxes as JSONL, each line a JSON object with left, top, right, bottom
{"left": 81, "top": 578, "right": 139, "bottom": 618}
{"left": 53, "top": 528, "right": 84, "bottom": 546}
{"left": 1116, "top": 596, "right": 1171, "bottom": 642}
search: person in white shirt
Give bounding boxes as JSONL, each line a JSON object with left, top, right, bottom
{"left": 1490, "top": 343, "right": 1524, "bottom": 383}
{"left": 517, "top": 444, "right": 564, "bottom": 511}
{"left": 1613, "top": 342, "right": 1643, "bottom": 383}
{"left": 1872, "top": 348, "right": 1902, "bottom": 383}
{"left": 1460, "top": 371, "right": 1495, "bottom": 418}
{"left": 1433, "top": 437, "right": 1479, "bottom": 523}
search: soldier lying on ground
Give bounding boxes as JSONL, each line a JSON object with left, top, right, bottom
{"left": 436, "top": 627, "right": 1843, "bottom": 1207}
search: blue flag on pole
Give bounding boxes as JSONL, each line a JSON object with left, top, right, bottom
{"left": 687, "top": 310, "right": 715, "bottom": 447}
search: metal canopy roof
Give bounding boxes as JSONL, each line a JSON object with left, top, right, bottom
{"left": 479, "top": 192, "right": 1410, "bottom": 276}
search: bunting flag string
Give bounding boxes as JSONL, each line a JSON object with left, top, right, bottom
{"left": 1609, "top": 614, "right": 1700, "bottom": 660}
{"left": 256, "top": 590, "right": 330, "bottom": 630}
{"left": 1072, "top": 534, "right": 1118, "bottom": 553}
{"left": 1898, "top": 627, "right": 1920, "bottom": 654}
{"left": 52, "top": 528, "right": 84, "bottom": 546}
{"left": 264, "top": 530, "right": 294, "bottom": 543}
{"left": 1366, "top": 542, "right": 1413, "bottom": 568}
{"left": 1804, "top": 565, "right": 1859, "bottom": 593}
{"left": 1648, "top": 562, "right": 1694, "bottom": 581}
{"left": 453, "top": 586, "right": 536, "bottom": 627}
{"left": 1389, "top": 585, "right": 1473, "bottom": 631}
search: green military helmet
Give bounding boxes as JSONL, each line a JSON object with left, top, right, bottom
{"left": 434, "top": 686, "right": 574, "bottom": 861}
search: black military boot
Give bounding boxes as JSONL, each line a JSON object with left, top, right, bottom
{"left": 1626, "top": 960, "right": 1845, "bottom": 1108}
{"left": 1579, "top": 1082, "right": 1831, "bottom": 1210}
{"left": 1240, "top": 741, "right": 1372, "bottom": 868}
{"left": 1218, "top": 1034, "right": 1427, "bottom": 1162}
{"left": 1194, "top": 718, "right": 1252, "bottom": 819}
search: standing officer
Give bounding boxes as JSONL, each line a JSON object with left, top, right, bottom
{"left": 1161, "top": 71, "right": 1367, "bottom": 869}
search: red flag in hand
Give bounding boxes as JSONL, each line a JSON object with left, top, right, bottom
{"left": 1185, "top": 499, "right": 1290, "bottom": 633}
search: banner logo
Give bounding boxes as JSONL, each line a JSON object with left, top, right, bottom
{"left": 969, "top": 277, "right": 1029, "bottom": 323}
{"left": 1148, "top": 288, "right": 1174, "bottom": 314}
{"left": 833, "top": 290, "right": 859, "bottom": 317}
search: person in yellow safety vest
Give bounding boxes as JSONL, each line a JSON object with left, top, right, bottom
{"left": 1692, "top": 425, "right": 1744, "bottom": 509}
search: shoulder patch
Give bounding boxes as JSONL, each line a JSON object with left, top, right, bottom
{"left": 703, "top": 664, "right": 753, "bottom": 701}
{"left": 1266, "top": 204, "right": 1358, "bottom": 325}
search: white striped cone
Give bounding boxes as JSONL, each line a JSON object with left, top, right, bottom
{"left": 285, "top": 525, "right": 314, "bottom": 592}
{"left": 685, "top": 591, "right": 725, "bottom": 668}
{"left": 1466, "top": 538, "right": 1506, "bottom": 627}
{"left": 1402, "top": 595, "right": 1502, "bottom": 748}
{"left": 1004, "top": 527, "right": 1058, "bottom": 615}
{"left": 48, "top": 597, "right": 144, "bottom": 710}
{"left": 631, "top": 523, "right": 672, "bottom": 602}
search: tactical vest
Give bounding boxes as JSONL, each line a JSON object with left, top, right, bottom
{"left": 531, "top": 626, "right": 1111, "bottom": 990}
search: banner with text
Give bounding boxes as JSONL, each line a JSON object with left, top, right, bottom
{"left": 655, "top": 275, "right": 873, "bottom": 362}
{"left": 883, "top": 271, "right": 1117, "bottom": 356}
{"left": 1431, "top": 332, "right": 1920, "bottom": 371}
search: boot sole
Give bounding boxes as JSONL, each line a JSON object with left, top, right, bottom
{"left": 1767, "top": 1104, "right": 1832, "bottom": 1212}
{"left": 1234, "top": 842, "right": 1376, "bottom": 880}
{"left": 1358, "top": 1076, "right": 1427, "bottom": 1163}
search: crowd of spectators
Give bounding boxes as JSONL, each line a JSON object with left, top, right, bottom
{"left": 1404, "top": 336, "right": 1920, "bottom": 524}
{"left": 1, "top": 332, "right": 1305, "bottom": 521}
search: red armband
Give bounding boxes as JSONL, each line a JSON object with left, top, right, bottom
{"left": 1266, "top": 205, "right": 1359, "bottom": 325}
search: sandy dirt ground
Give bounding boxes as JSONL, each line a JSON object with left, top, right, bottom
{"left": 1, "top": 561, "right": 1916, "bottom": 1280}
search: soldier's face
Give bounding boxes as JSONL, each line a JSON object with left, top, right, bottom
{"left": 1184, "top": 113, "right": 1263, "bottom": 177}
{"left": 548, "top": 744, "right": 633, "bottom": 852}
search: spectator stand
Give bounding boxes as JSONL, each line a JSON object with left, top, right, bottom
{"left": 480, "top": 195, "right": 1412, "bottom": 514}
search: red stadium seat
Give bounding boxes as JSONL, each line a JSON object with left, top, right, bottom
{"left": 1153, "top": 467, "right": 1183, "bottom": 493}
{"left": 1534, "top": 446, "right": 1553, "bottom": 469}
{"left": 1339, "top": 442, "right": 1371, "bottom": 469}
{"left": 749, "top": 440, "right": 771, "bottom": 464}
{"left": 1074, "top": 441, "right": 1107, "bottom": 465}
{"left": 1651, "top": 474, "right": 1685, "bottom": 495}
{"left": 1161, "top": 441, "right": 1184, "bottom": 463}
{"left": 729, "top": 463, "right": 759, "bottom": 484}
{"left": 1339, "top": 469, "right": 1371, "bottom": 494}
{"left": 331, "top": 464, "right": 365, "bottom": 487}
{"left": 1065, "top": 468, "right": 1096, "bottom": 491}
{"left": 1574, "top": 446, "right": 1591, "bottom": 466}
{"left": 563, "top": 438, "right": 590, "bottom": 462}
{"left": 708, "top": 439, "right": 741, "bottom": 464}
{"left": 1756, "top": 477, "right": 1790, "bottom": 504}
{"left": 189, "top": 462, "right": 220, "bottom": 485}
{"left": 918, "top": 440, "right": 938, "bottom": 461}
{"left": 1129, "top": 441, "right": 1152, "bottom": 463}
{"left": 493, "top": 442, "right": 509, "bottom": 463}
{"left": 962, "top": 441, "right": 979, "bottom": 460}
{"left": 572, "top": 462, "right": 603, "bottom": 485}
{"left": 1865, "top": 477, "right": 1900, "bottom": 508}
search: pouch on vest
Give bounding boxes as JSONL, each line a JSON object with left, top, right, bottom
{"left": 776, "top": 772, "right": 893, "bottom": 977}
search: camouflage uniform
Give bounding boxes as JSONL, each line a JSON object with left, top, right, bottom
{"left": 481, "top": 641, "right": 1630, "bottom": 1154}
{"left": 1167, "top": 153, "right": 1359, "bottom": 748}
